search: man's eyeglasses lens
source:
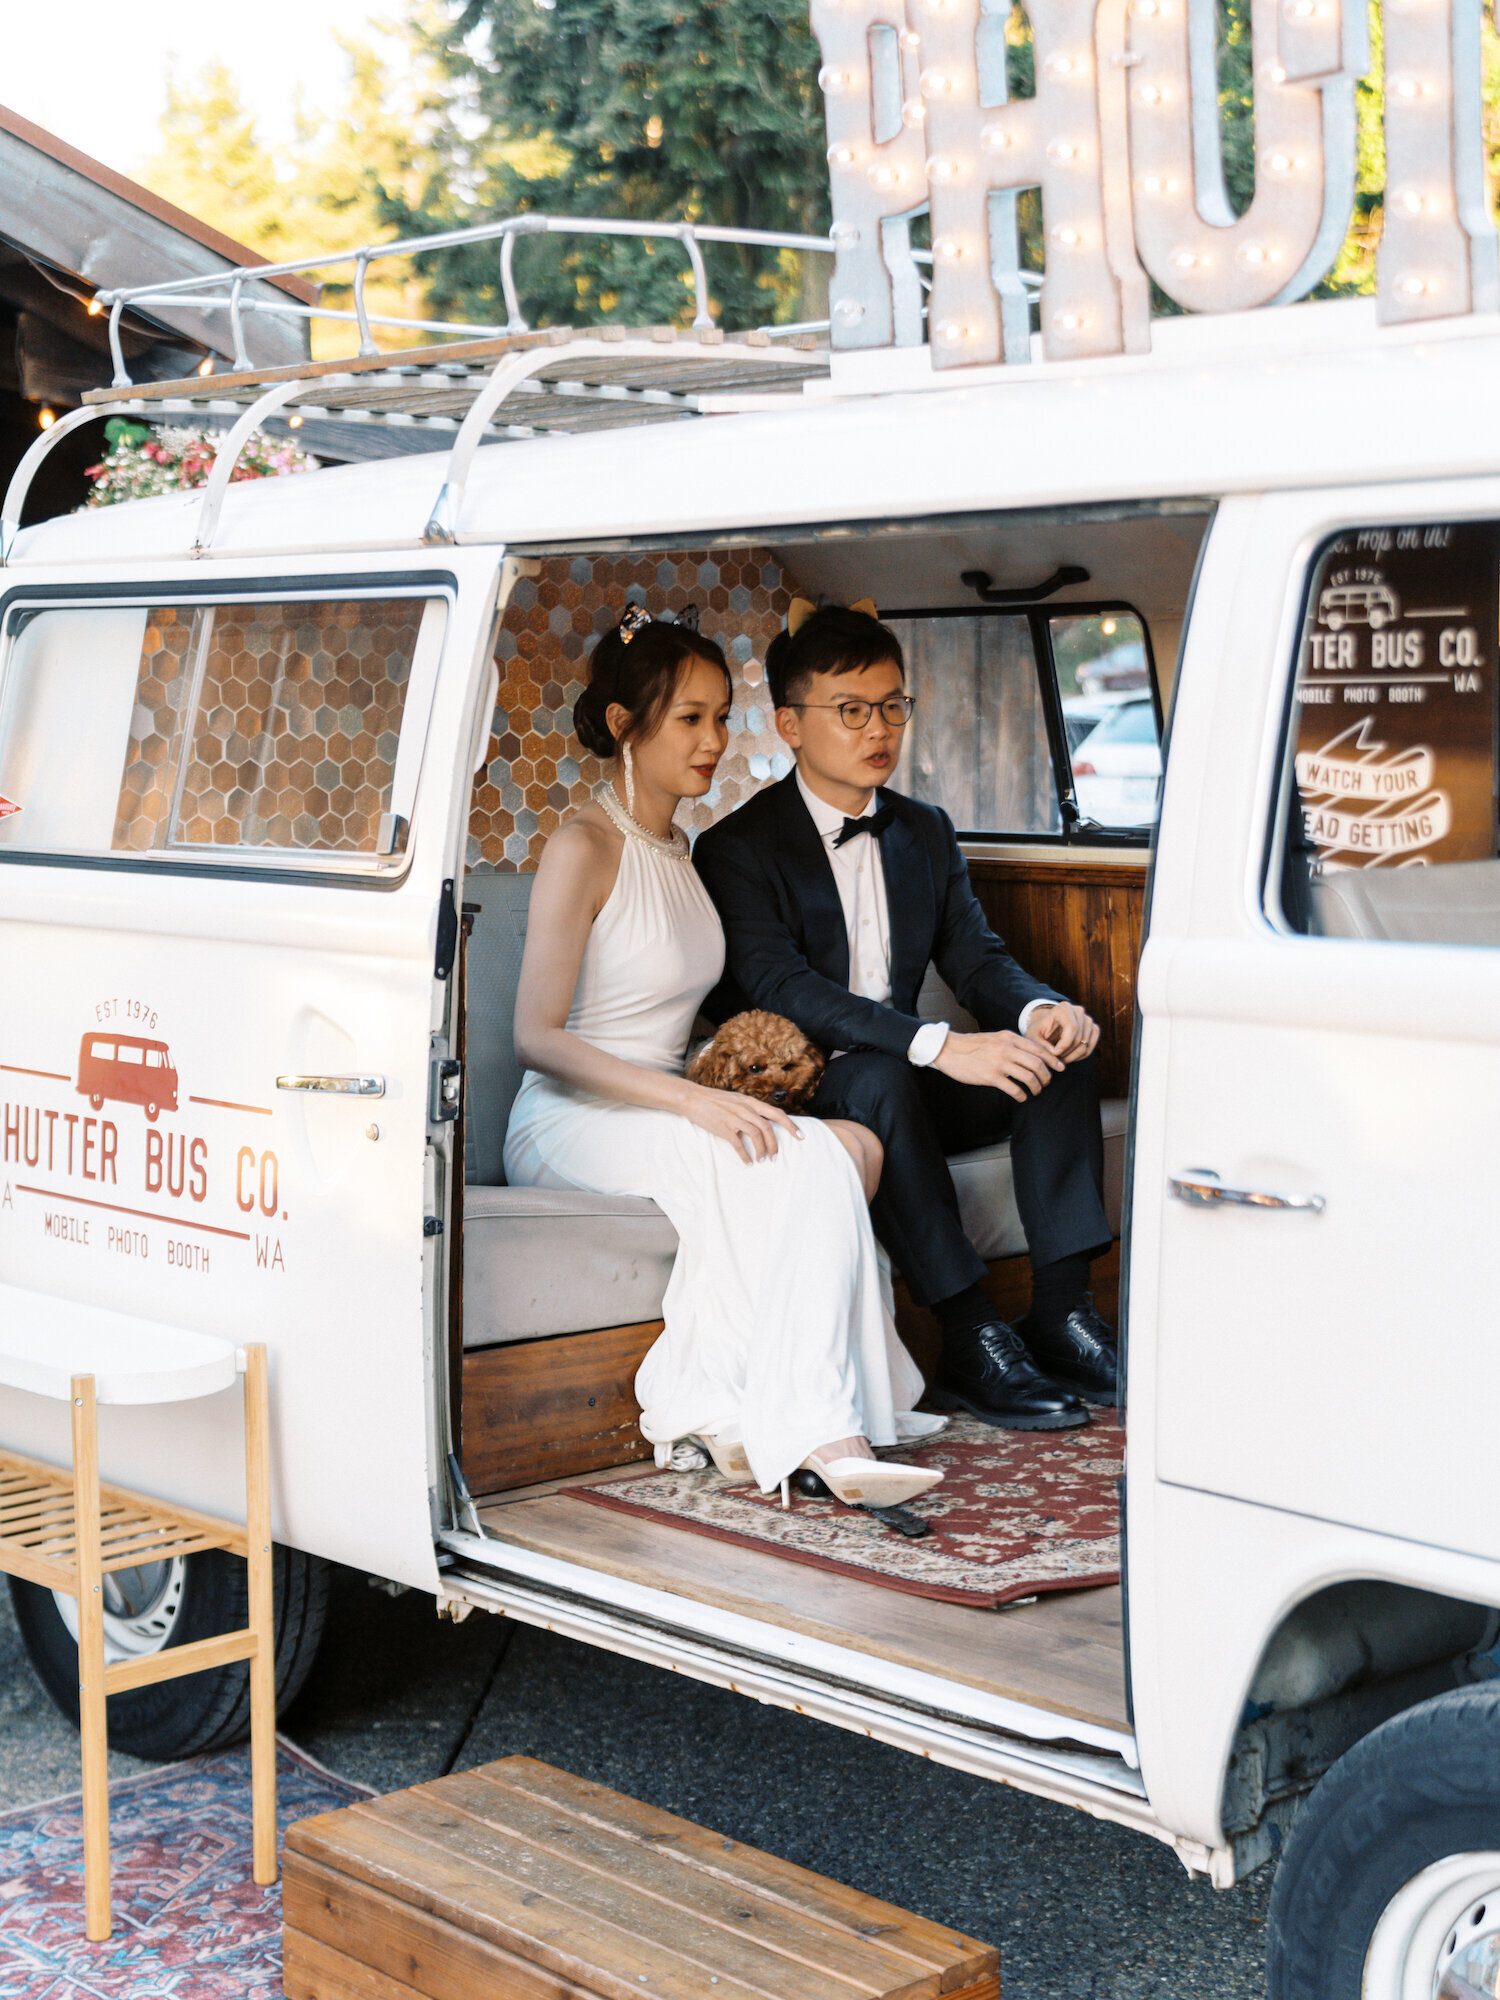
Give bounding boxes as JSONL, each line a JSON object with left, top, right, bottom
{"left": 836, "top": 697, "right": 916, "bottom": 729}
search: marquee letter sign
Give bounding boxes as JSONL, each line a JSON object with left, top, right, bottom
{"left": 812, "top": 0, "right": 1500, "bottom": 364}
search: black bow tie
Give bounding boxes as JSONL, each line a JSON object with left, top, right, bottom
{"left": 833, "top": 804, "right": 898, "bottom": 848}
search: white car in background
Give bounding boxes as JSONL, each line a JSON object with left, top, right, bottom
{"left": 1070, "top": 692, "right": 1162, "bottom": 826}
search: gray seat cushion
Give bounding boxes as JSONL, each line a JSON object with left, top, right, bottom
{"left": 463, "top": 1185, "right": 679, "bottom": 1346}
{"left": 460, "top": 869, "right": 1128, "bottom": 1346}
{"left": 1310, "top": 859, "right": 1500, "bottom": 946}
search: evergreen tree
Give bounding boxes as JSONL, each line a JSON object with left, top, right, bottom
{"left": 387, "top": 0, "right": 832, "bottom": 332}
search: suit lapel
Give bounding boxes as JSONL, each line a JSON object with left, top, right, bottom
{"left": 771, "top": 777, "right": 849, "bottom": 987}
{"left": 877, "top": 798, "right": 935, "bottom": 1011}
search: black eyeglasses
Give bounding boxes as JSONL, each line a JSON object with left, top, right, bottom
{"left": 789, "top": 695, "right": 916, "bottom": 730}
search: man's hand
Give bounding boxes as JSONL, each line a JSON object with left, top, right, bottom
{"left": 932, "top": 1029, "right": 1064, "bottom": 1102}
{"left": 1025, "top": 1001, "right": 1100, "bottom": 1064}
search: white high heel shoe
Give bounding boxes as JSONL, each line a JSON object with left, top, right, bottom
{"left": 779, "top": 1454, "right": 942, "bottom": 1510}
{"left": 693, "top": 1427, "right": 753, "bottom": 1482}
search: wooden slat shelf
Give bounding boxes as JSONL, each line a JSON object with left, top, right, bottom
{"left": 284, "top": 1757, "right": 1000, "bottom": 2000}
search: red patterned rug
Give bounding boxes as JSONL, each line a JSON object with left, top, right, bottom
{"left": 568, "top": 1411, "right": 1123, "bottom": 1608}
{"left": 0, "top": 1739, "right": 369, "bottom": 1998}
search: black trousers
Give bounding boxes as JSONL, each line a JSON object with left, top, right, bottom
{"left": 809, "top": 1048, "right": 1112, "bottom": 1307}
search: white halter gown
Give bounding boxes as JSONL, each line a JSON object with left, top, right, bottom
{"left": 503, "top": 816, "right": 928, "bottom": 1493}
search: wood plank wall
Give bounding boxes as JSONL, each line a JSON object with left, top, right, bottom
{"left": 966, "top": 856, "right": 1147, "bottom": 1100}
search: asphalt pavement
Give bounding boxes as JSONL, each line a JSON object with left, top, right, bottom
{"left": 1, "top": 1563, "right": 1271, "bottom": 1997}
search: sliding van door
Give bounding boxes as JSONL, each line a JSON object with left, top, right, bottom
{"left": 0, "top": 553, "right": 504, "bottom": 1589}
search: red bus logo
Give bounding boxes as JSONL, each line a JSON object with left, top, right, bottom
{"left": 76, "top": 1033, "right": 179, "bottom": 1123}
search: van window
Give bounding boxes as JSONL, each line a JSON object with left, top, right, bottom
{"left": 886, "top": 605, "right": 1160, "bottom": 840}
{"left": 0, "top": 593, "right": 444, "bottom": 866}
{"left": 1268, "top": 520, "right": 1500, "bottom": 944}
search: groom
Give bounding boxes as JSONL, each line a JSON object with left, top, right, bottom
{"left": 694, "top": 603, "right": 1117, "bottom": 1429}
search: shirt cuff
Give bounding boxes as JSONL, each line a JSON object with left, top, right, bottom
{"left": 907, "top": 1020, "right": 951, "bottom": 1068}
{"left": 1017, "top": 999, "right": 1054, "bottom": 1035}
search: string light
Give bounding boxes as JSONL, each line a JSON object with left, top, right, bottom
{"left": 87, "top": 297, "right": 103, "bottom": 317}
{"left": 1103, "top": 618, "right": 1118, "bottom": 635}
{"left": 37, "top": 407, "right": 55, "bottom": 430}
{"left": 287, "top": 414, "right": 304, "bottom": 428}
{"left": 198, "top": 357, "right": 215, "bottom": 377}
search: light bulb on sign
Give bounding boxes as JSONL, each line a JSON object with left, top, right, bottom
{"left": 832, "top": 297, "right": 868, "bottom": 324}
{"left": 1051, "top": 225, "right": 1081, "bottom": 246}
{"left": 1397, "top": 276, "right": 1428, "bottom": 296}
{"left": 1267, "top": 153, "right": 1293, "bottom": 173}
{"left": 1172, "top": 249, "right": 1199, "bottom": 269}
{"left": 1140, "top": 174, "right": 1164, "bottom": 192}
{"left": 902, "top": 97, "right": 927, "bottom": 127}
{"left": 818, "top": 65, "right": 854, "bottom": 95}
{"left": 1047, "top": 54, "right": 1077, "bottom": 75}
{"left": 920, "top": 67, "right": 955, "bottom": 97}
{"left": 1287, "top": 0, "right": 1316, "bottom": 16}
{"left": 926, "top": 155, "right": 960, "bottom": 182}
{"left": 1047, "top": 139, "right": 1080, "bottom": 161}
{"left": 1262, "top": 62, "right": 1287, "bottom": 82}
{"left": 827, "top": 142, "right": 857, "bottom": 168}
{"left": 1138, "top": 83, "right": 1163, "bottom": 104}
{"left": 933, "top": 237, "right": 964, "bottom": 262}
{"left": 935, "top": 321, "right": 970, "bottom": 347}
{"left": 1053, "top": 311, "right": 1086, "bottom": 332}
{"left": 981, "top": 120, "right": 1011, "bottom": 151}
{"left": 1236, "top": 243, "right": 1280, "bottom": 266}
{"left": 868, "top": 161, "right": 906, "bottom": 189}
{"left": 1396, "top": 189, "right": 1425, "bottom": 214}
{"left": 900, "top": 29, "right": 921, "bottom": 50}
{"left": 1392, "top": 76, "right": 1422, "bottom": 97}
{"left": 1135, "top": 0, "right": 1160, "bottom": 13}
{"left": 830, "top": 220, "right": 862, "bottom": 247}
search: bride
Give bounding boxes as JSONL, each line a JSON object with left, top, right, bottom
{"left": 503, "top": 605, "right": 943, "bottom": 1508}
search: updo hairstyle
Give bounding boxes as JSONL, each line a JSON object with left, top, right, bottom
{"left": 573, "top": 610, "right": 730, "bottom": 759}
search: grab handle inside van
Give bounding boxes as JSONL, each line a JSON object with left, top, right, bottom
{"left": 1169, "top": 1169, "right": 1325, "bottom": 1214}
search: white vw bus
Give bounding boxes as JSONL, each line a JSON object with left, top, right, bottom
{"left": 3, "top": 278, "right": 1500, "bottom": 2000}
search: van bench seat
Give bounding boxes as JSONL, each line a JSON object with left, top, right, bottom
{"left": 462, "top": 1099, "right": 1128, "bottom": 1347}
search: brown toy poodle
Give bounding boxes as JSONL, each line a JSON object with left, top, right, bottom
{"left": 687, "top": 1011, "right": 826, "bottom": 1110}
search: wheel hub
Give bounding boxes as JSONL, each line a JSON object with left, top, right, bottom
{"left": 53, "top": 1557, "right": 187, "bottom": 1662}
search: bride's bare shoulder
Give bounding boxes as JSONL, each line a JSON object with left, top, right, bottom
{"left": 534, "top": 800, "right": 621, "bottom": 891}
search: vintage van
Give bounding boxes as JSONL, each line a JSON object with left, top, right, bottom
{"left": 76, "top": 1032, "right": 179, "bottom": 1121}
{"left": 2, "top": 282, "right": 1500, "bottom": 2000}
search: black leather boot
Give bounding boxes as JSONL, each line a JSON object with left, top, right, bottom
{"left": 1022, "top": 1301, "right": 1119, "bottom": 1407}
{"left": 931, "top": 1320, "right": 1088, "bottom": 1430}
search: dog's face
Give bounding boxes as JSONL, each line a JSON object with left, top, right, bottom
{"left": 688, "top": 1011, "right": 826, "bottom": 1110}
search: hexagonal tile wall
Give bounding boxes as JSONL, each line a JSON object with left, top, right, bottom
{"left": 470, "top": 549, "right": 809, "bottom": 872}
{"left": 113, "top": 599, "right": 424, "bottom": 852}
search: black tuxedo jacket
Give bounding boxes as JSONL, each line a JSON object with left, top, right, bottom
{"left": 693, "top": 776, "right": 1061, "bottom": 1059}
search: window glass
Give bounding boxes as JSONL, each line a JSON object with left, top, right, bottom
{"left": 0, "top": 595, "right": 435, "bottom": 861}
{"left": 1052, "top": 612, "right": 1161, "bottom": 832}
{"left": 887, "top": 613, "right": 1059, "bottom": 835}
{"left": 1272, "top": 521, "right": 1500, "bottom": 944}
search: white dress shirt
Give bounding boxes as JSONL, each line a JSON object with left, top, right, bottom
{"left": 796, "top": 771, "right": 1053, "bottom": 1066}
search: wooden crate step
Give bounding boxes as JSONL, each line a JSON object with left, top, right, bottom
{"left": 283, "top": 1756, "right": 1000, "bottom": 2000}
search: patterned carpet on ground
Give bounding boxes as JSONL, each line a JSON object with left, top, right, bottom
{"left": 568, "top": 1409, "right": 1123, "bottom": 1607}
{"left": 0, "top": 1740, "right": 368, "bottom": 1998}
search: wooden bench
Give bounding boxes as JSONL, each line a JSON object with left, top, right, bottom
{"left": 283, "top": 1755, "right": 1000, "bottom": 2000}
{"left": 0, "top": 1286, "right": 276, "bottom": 1941}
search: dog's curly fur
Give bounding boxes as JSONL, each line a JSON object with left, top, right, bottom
{"left": 687, "top": 1010, "right": 826, "bottom": 1110}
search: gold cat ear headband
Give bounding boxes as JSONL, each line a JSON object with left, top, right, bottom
{"left": 786, "top": 596, "right": 879, "bottom": 636}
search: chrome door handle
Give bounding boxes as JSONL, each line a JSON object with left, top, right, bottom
{"left": 1169, "top": 1168, "right": 1325, "bottom": 1214}
{"left": 276, "top": 1074, "right": 385, "bottom": 1098}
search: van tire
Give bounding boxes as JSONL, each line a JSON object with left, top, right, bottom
{"left": 1266, "top": 1683, "right": 1500, "bottom": 2000}
{"left": 8, "top": 1545, "right": 330, "bottom": 1761}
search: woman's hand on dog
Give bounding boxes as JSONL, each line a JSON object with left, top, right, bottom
{"left": 678, "top": 1081, "right": 803, "bottom": 1164}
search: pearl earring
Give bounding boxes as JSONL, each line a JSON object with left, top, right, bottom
{"left": 622, "top": 739, "right": 636, "bottom": 819}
